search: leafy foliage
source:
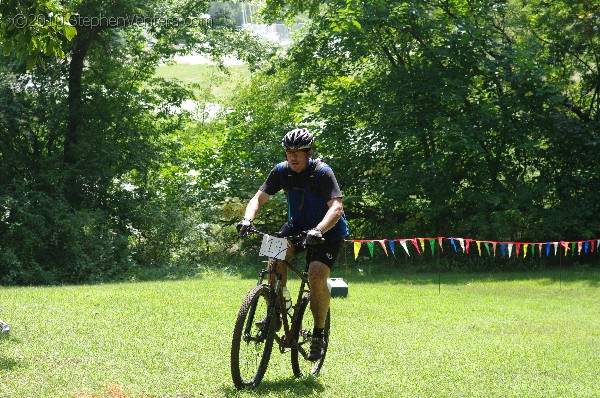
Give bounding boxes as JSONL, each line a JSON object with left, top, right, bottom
{"left": 242, "top": 0, "right": 600, "bottom": 242}
{"left": 2, "top": 0, "right": 600, "bottom": 284}
{"left": 0, "top": 0, "right": 275, "bottom": 284}
{"left": 0, "top": 0, "right": 76, "bottom": 66}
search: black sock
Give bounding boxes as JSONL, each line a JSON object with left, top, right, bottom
{"left": 313, "top": 327, "right": 325, "bottom": 338}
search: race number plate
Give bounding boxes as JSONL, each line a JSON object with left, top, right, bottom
{"left": 259, "top": 234, "right": 288, "bottom": 260}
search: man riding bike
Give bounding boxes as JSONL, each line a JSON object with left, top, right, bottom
{"left": 237, "top": 128, "right": 349, "bottom": 361}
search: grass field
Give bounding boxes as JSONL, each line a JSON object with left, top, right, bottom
{"left": 155, "top": 63, "right": 250, "bottom": 102}
{"left": 1, "top": 266, "right": 599, "bottom": 397}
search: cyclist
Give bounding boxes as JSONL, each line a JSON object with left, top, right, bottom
{"left": 237, "top": 128, "right": 349, "bottom": 361}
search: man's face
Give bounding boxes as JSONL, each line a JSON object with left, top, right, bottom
{"left": 286, "top": 148, "right": 313, "bottom": 173}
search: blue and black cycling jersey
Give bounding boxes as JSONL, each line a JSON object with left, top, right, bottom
{"left": 259, "top": 158, "right": 349, "bottom": 238}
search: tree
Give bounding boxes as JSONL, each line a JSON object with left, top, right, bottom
{"left": 0, "top": 0, "right": 275, "bottom": 283}
{"left": 233, "top": 0, "right": 600, "bottom": 242}
{"left": 0, "top": 0, "right": 76, "bottom": 66}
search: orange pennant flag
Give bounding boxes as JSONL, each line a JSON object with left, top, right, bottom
{"left": 379, "top": 240, "right": 389, "bottom": 256}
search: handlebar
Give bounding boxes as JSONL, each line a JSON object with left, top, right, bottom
{"left": 245, "top": 226, "right": 324, "bottom": 246}
{"left": 246, "top": 226, "right": 302, "bottom": 239}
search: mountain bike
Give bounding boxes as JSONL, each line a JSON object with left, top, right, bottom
{"left": 230, "top": 227, "right": 330, "bottom": 389}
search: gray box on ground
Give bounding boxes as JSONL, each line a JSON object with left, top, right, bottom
{"left": 327, "top": 278, "right": 348, "bottom": 298}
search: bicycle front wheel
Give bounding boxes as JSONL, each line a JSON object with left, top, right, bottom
{"left": 291, "top": 292, "right": 330, "bottom": 378}
{"left": 231, "top": 284, "right": 275, "bottom": 389}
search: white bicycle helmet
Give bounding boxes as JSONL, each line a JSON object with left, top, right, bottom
{"left": 281, "top": 128, "right": 314, "bottom": 150}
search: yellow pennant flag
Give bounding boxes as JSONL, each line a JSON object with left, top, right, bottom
{"left": 523, "top": 244, "right": 528, "bottom": 258}
{"left": 418, "top": 238, "right": 425, "bottom": 252}
{"left": 353, "top": 241, "right": 362, "bottom": 260}
{"left": 476, "top": 241, "right": 482, "bottom": 256}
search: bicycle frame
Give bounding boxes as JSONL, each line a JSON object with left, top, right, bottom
{"left": 257, "top": 256, "right": 311, "bottom": 351}
{"left": 231, "top": 227, "right": 330, "bottom": 389}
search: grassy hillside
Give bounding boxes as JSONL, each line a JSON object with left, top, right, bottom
{"left": 155, "top": 63, "right": 251, "bottom": 103}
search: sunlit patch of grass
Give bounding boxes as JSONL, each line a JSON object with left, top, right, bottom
{"left": 0, "top": 269, "right": 599, "bottom": 397}
{"left": 154, "top": 63, "right": 250, "bottom": 102}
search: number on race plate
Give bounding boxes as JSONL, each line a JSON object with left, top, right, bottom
{"left": 258, "top": 235, "right": 289, "bottom": 260}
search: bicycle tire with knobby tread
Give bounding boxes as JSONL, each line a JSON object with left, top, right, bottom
{"left": 231, "top": 284, "right": 275, "bottom": 389}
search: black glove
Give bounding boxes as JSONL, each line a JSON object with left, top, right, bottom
{"left": 306, "top": 228, "right": 324, "bottom": 246}
{"left": 236, "top": 218, "right": 254, "bottom": 238}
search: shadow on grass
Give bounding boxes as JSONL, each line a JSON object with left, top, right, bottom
{"left": 51, "top": 248, "right": 599, "bottom": 290}
{"left": 219, "top": 375, "right": 324, "bottom": 396}
{"left": 349, "top": 268, "right": 599, "bottom": 286}
{"left": 0, "top": 356, "right": 19, "bottom": 371}
{"left": 116, "top": 259, "right": 600, "bottom": 291}
{"left": 0, "top": 334, "right": 19, "bottom": 372}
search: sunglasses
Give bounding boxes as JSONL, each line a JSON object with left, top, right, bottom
{"left": 285, "top": 148, "right": 311, "bottom": 157}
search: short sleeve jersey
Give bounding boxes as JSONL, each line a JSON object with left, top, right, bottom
{"left": 259, "top": 158, "right": 349, "bottom": 238}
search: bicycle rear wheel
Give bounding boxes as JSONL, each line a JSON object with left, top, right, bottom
{"left": 291, "top": 292, "right": 330, "bottom": 378}
{"left": 231, "top": 284, "right": 275, "bottom": 389}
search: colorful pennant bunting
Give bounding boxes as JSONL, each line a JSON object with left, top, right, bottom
{"left": 346, "top": 236, "right": 600, "bottom": 260}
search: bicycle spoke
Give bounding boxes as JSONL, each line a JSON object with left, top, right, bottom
{"left": 231, "top": 285, "right": 275, "bottom": 389}
{"left": 291, "top": 293, "right": 330, "bottom": 378}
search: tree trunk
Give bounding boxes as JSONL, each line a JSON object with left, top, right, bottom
{"left": 63, "top": 30, "right": 97, "bottom": 207}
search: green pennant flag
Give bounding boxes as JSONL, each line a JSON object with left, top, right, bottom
{"left": 429, "top": 239, "right": 435, "bottom": 255}
{"left": 571, "top": 242, "right": 576, "bottom": 256}
{"left": 484, "top": 242, "right": 490, "bottom": 256}
{"left": 531, "top": 243, "right": 535, "bottom": 257}
{"left": 367, "top": 241, "right": 375, "bottom": 257}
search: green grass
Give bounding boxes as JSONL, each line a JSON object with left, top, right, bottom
{"left": 154, "top": 63, "right": 250, "bottom": 102}
{"left": 1, "top": 267, "right": 599, "bottom": 397}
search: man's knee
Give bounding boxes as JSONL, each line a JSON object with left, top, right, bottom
{"left": 308, "top": 261, "right": 330, "bottom": 283}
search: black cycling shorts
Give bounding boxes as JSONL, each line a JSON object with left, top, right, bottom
{"left": 302, "top": 236, "right": 343, "bottom": 269}
{"left": 276, "top": 222, "right": 343, "bottom": 269}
